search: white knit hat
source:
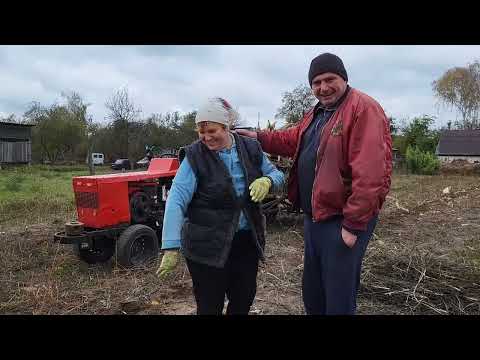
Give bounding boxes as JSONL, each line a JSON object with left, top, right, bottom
{"left": 195, "top": 97, "right": 239, "bottom": 128}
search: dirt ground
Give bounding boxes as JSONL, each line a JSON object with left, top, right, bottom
{"left": 1, "top": 174, "right": 479, "bottom": 315}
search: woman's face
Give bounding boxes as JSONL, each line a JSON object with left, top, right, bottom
{"left": 196, "top": 122, "right": 230, "bottom": 151}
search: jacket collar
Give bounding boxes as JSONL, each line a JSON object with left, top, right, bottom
{"left": 314, "top": 85, "right": 351, "bottom": 113}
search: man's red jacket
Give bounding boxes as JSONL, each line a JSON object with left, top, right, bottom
{"left": 258, "top": 88, "right": 392, "bottom": 232}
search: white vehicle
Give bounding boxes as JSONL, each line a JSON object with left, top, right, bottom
{"left": 86, "top": 152, "right": 105, "bottom": 165}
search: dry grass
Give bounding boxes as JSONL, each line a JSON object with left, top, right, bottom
{"left": 1, "top": 173, "right": 479, "bottom": 315}
{"left": 357, "top": 174, "right": 480, "bottom": 314}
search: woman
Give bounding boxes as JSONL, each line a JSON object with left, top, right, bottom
{"left": 156, "top": 97, "right": 284, "bottom": 315}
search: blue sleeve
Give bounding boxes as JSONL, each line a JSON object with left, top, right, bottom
{"left": 260, "top": 153, "right": 285, "bottom": 191}
{"left": 161, "top": 158, "right": 197, "bottom": 250}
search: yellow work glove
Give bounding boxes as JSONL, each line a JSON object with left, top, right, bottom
{"left": 156, "top": 250, "right": 180, "bottom": 278}
{"left": 249, "top": 177, "right": 272, "bottom": 203}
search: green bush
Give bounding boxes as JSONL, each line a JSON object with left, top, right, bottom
{"left": 406, "top": 146, "right": 440, "bottom": 175}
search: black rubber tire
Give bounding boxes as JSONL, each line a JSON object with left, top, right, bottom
{"left": 116, "top": 224, "right": 159, "bottom": 268}
{"left": 73, "top": 238, "right": 115, "bottom": 264}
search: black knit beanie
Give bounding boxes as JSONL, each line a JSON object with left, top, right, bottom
{"left": 308, "top": 53, "right": 348, "bottom": 86}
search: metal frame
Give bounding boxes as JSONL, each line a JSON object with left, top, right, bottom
{"left": 53, "top": 224, "right": 129, "bottom": 247}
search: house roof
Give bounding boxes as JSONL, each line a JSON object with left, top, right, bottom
{"left": 0, "top": 121, "right": 34, "bottom": 127}
{"left": 436, "top": 129, "right": 480, "bottom": 156}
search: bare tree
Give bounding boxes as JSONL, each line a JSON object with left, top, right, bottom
{"left": 105, "top": 87, "right": 142, "bottom": 158}
{"left": 230, "top": 107, "right": 246, "bottom": 129}
{"left": 62, "top": 91, "right": 90, "bottom": 124}
{"left": 275, "top": 84, "right": 316, "bottom": 125}
{"left": 432, "top": 60, "right": 480, "bottom": 130}
{"left": 0, "top": 113, "right": 23, "bottom": 123}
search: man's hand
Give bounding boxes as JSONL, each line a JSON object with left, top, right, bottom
{"left": 249, "top": 177, "right": 272, "bottom": 203}
{"left": 156, "top": 250, "right": 180, "bottom": 278}
{"left": 235, "top": 129, "right": 258, "bottom": 139}
{"left": 341, "top": 227, "right": 357, "bottom": 248}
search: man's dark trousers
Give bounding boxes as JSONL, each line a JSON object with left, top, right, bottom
{"left": 302, "top": 214, "right": 378, "bottom": 315}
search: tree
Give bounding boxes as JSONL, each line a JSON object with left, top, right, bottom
{"left": 401, "top": 115, "right": 440, "bottom": 154}
{"left": 61, "top": 91, "right": 95, "bottom": 168}
{"left": 178, "top": 111, "right": 198, "bottom": 145}
{"left": 62, "top": 91, "right": 89, "bottom": 125}
{"left": 24, "top": 98, "right": 87, "bottom": 163}
{"left": 229, "top": 107, "right": 245, "bottom": 129}
{"left": 405, "top": 145, "right": 440, "bottom": 175}
{"left": 432, "top": 60, "right": 480, "bottom": 129}
{"left": 132, "top": 111, "right": 198, "bottom": 158}
{"left": 105, "top": 87, "right": 141, "bottom": 158}
{"left": 0, "top": 113, "right": 23, "bottom": 123}
{"left": 275, "top": 84, "right": 316, "bottom": 124}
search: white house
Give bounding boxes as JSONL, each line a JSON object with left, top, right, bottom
{"left": 436, "top": 129, "right": 480, "bottom": 163}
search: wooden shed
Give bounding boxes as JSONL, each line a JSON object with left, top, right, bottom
{"left": 0, "top": 121, "right": 34, "bottom": 165}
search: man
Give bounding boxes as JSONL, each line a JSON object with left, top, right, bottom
{"left": 236, "top": 53, "right": 392, "bottom": 315}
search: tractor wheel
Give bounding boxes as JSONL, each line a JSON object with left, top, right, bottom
{"left": 73, "top": 237, "right": 115, "bottom": 264}
{"left": 116, "top": 224, "right": 159, "bottom": 268}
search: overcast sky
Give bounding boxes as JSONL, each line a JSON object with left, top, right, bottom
{"left": 1, "top": 45, "right": 479, "bottom": 129}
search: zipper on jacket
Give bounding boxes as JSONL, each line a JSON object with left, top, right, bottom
{"left": 311, "top": 110, "right": 338, "bottom": 222}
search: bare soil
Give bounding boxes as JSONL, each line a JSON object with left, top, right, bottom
{"left": 1, "top": 174, "right": 479, "bottom": 315}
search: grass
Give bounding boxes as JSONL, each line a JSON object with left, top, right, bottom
{"left": 0, "top": 165, "right": 112, "bottom": 227}
{"left": 1, "top": 167, "right": 479, "bottom": 314}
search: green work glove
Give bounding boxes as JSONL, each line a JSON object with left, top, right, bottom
{"left": 156, "top": 250, "right": 180, "bottom": 278}
{"left": 249, "top": 177, "right": 272, "bottom": 203}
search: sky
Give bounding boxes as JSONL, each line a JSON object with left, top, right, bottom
{"left": 0, "top": 45, "right": 479, "bottom": 129}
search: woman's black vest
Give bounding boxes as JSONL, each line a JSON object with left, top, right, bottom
{"left": 179, "top": 132, "right": 267, "bottom": 268}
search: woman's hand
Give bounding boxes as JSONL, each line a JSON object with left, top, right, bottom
{"left": 156, "top": 250, "right": 180, "bottom": 278}
{"left": 249, "top": 177, "right": 272, "bottom": 202}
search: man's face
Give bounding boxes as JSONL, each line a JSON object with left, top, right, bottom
{"left": 311, "top": 72, "right": 347, "bottom": 107}
{"left": 196, "top": 122, "right": 229, "bottom": 151}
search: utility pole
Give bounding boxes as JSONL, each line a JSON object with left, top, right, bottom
{"left": 87, "top": 131, "right": 95, "bottom": 175}
{"left": 126, "top": 119, "right": 129, "bottom": 160}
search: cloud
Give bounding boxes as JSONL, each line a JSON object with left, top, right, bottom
{"left": 0, "top": 45, "right": 479, "bottom": 129}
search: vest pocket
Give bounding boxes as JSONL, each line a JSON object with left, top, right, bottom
{"left": 181, "top": 220, "right": 225, "bottom": 258}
